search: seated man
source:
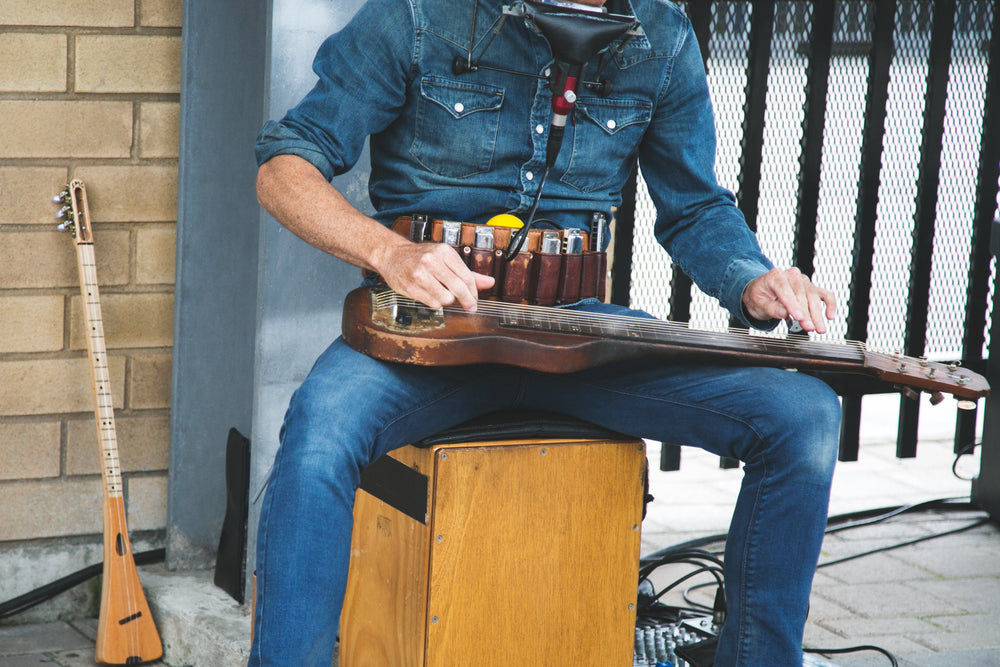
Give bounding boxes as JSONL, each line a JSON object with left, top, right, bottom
{"left": 248, "top": 0, "right": 841, "bottom": 665}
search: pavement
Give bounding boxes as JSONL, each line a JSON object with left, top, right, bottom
{"left": 1, "top": 395, "right": 998, "bottom": 666}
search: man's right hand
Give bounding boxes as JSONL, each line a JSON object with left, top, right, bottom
{"left": 256, "top": 155, "right": 494, "bottom": 313}
{"left": 375, "top": 239, "right": 495, "bottom": 313}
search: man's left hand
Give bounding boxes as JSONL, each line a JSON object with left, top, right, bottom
{"left": 743, "top": 267, "right": 836, "bottom": 334}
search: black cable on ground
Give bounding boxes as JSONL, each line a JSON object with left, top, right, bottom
{"left": 818, "top": 517, "right": 991, "bottom": 568}
{"left": 638, "top": 495, "right": 994, "bottom": 667}
{"left": 640, "top": 495, "right": 987, "bottom": 566}
{"left": 805, "top": 643, "right": 899, "bottom": 667}
{"left": 0, "top": 548, "right": 165, "bottom": 620}
{"left": 952, "top": 441, "right": 980, "bottom": 481}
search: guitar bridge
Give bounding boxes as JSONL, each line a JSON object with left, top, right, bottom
{"left": 370, "top": 286, "right": 446, "bottom": 334}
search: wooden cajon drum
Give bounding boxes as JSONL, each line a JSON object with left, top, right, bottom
{"left": 339, "top": 416, "right": 646, "bottom": 667}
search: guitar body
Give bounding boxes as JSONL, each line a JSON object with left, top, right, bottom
{"left": 344, "top": 284, "right": 656, "bottom": 373}
{"left": 96, "top": 497, "right": 163, "bottom": 665}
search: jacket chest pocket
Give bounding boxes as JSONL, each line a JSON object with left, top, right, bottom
{"left": 561, "top": 97, "right": 652, "bottom": 193}
{"left": 411, "top": 76, "right": 505, "bottom": 179}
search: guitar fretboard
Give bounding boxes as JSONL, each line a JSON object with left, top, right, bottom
{"left": 76, "top": 242, "right": 123, "bottom": 499}
{"left": 493, "top": 302, "right": 866, "bottom": 368}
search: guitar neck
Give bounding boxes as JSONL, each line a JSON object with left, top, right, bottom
{"left": 75, "top": 242, "right": 124, "bottom": 500}
{"left": 492, "top": 302, "right": 868, "bottom": 373}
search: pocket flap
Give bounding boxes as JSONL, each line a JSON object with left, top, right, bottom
{"left": 576, "top": 98, "right": 652, "bottom": 135}
{"left": 420, "top": 76, "right": 504, "bottom": 119}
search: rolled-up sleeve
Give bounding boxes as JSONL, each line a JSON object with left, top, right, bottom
{"left": 254, "top": 0, "right": 415, "bottom": 180}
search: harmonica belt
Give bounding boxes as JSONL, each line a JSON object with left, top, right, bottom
{"left": 387, "top": 215, "right": 607, "bottom": 306}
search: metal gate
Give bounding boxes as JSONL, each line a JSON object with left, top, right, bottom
{"left": 610, "top": 0, "right": 1000, "bottom": 472}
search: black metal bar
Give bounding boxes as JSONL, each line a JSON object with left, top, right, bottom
{"left": 735, "top": 0, "right": 776, "bottom": 233}
{"left": 840, "top": 0, "right": 895, "bottom": 463}
{"left": 660, "top": 442, "right": 681, "bottom": 472}
{"left": 839, "top": 395, "right": 862, "bottom": 462}
{"left": 960, "top": 1, "right": 1000, "bottom": 455}
{"left": 611, "top": 167, "right": 638, "bottom": 307}
{"left": 793, "top": 0, "right": 836, "bottom": 278}
{"left": 896, "top": 399, "right": 921, "bottom": 459}
{"left": 666, "top": 0, "right": 709, "bottom": 324}
{"left": 687, "top": 0, "right": 712, "bottom": 67}
{"left": 973, "top": 218, "right": 1000, "bottom": 519}
{"left": 846, "top": 0, "right": 896, "bottom": 346}
{"left": 894, "top": 0, "right": 957, "bottom": 459}
{"left": 668, "top": 268, "right": 693, "bottom": 323}
{"left": 970, "top": 4, "right": 1000, "bottom": 520}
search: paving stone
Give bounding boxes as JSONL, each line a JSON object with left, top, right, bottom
{"left": 908, "top": 577, "right": 1000, "bottom": 615}
{"left": 892, "top": 545, "right": 1000, "bottom": 579}
{"left": 817, "top": 552, "right": 934, "bottom": 585}
{"left": 816, "top": 616, "right": 937, "bottom": 639}
{"left": 896, "top": 648, "right": 1000, "bottom": 666}
{"left": 0, "top": 656, "right": 65, "bottom": 666}
{"left": 923, "top": 612, "right": 999, "bottom": 634}
{"left": 811, "top": 581, "right": 963, "bottom": 618}
{"left": 0, "top": 622, "right": 91, "bottom": 655}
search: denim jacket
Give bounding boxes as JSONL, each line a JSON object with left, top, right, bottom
{"left": 255, "top": 0, "right": 775, "bottom": 327}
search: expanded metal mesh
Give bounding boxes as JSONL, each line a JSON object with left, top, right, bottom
{"left": 627, "top": 0, "right": 996, "bottom": 366}
{"left": 925, "top": 0, "right": 994, "bottom": 360}
{"left": 811, "top": 1, "right": 872, "bottom": 345}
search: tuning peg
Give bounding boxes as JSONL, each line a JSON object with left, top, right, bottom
{"left": 55, "top": 205, "right": 71, "bottom": 219}
{"left": 928, "top": 391, "right": 944, "bottom": 405}
{"left": 899, "top": 386, "right": 920, "bottom": 401}
{"left": 56, "top": 221, "right": 70, "bottom": 232}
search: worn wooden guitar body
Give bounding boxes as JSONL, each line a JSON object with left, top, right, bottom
{"left": 343, "top": 285, "right": 989, "bottom": 403}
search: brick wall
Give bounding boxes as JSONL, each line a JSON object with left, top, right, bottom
{"left": 0, "top": 1, "right": 181, "bottom": 548}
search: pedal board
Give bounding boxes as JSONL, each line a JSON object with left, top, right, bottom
{"left": 633, "top": 611, "right": 839, "bottom": 666}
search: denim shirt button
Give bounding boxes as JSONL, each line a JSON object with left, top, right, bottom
{"left": 525, "top": 171, "right": 534, "bottom": 181}
{"left": 535, "top": 124, "right": 545, "bottom": 134}
{"left": 453, "top": 102, "right": 465, "bottom": 113}
{"left": 606, "top": 119, "right": 617, "bottom": 130}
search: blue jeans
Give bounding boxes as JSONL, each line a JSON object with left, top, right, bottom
{"left": 248, "top": 305, "right": 841, "bottom": 667}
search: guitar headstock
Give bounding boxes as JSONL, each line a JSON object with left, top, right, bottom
{"left": 53, "top": 179, "right": 94, "bottom": 245}
{"left": 864, "top": 349, "right": 990, "bottom": 406}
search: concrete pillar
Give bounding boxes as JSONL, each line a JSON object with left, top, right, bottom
{"left": 169, "top": 0, "right": 369, "bottom": 602}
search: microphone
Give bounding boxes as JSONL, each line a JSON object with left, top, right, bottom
{"left": 525, "top": 0, "right": 635, "bottom": 166}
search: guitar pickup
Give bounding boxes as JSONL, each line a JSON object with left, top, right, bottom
{"left": 370, "top": 286, "right": 445, "bottom": 334}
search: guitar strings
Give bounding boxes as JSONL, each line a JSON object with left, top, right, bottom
{"left": 374, "top": 290, "right": 869, "bottom": 359}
